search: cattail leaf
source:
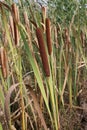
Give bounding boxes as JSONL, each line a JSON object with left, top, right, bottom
{"left": 0, "top": 123, "right": 3, "bottom": 130}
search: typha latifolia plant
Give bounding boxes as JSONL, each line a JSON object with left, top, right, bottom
{"left": 0, "top": 0, "right": 87, "bottom": 130}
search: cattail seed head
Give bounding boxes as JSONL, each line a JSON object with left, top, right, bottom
{"left": 9, "top": 15, "right": 14, "bottom": 39}
{"left": 0, "top": 47, "right": 8, "bottom": 78}
{"left": 42, "top": 6, "right": 46, "bottom": 20}
{"left": 64, "top": 28, "right": 71, "bottom": 45}
{"left": 23, "top": 11, "right": 33, "bottom": 51}
{"left": 46, "top": 18, "right": 52, "bottom": 55}
{"left": 41, "top": 6, "right": 46, "bottom": 32}
{"left": 80, "top": 30, "right": 85, "bottom": 47}
{"left": 11, "top": 3, "right": 19, "bottom": 46}
{"left": 12, "top": 3, "right": 19, "bottom": 23}
{"left": 36, "top": 28, "right": 50, "bottom": 77}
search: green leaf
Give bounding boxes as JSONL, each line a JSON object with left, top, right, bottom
{"left": 0, "top": 123, "right": 3, "bottom": 130}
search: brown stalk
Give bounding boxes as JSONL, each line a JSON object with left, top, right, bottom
{"left": 36, "top": 28, "right": 50, "bottom": 77}
{"left": 30, "top": 20, "right": 37, "bottom": 28}
{"left": 54, "top": 26, "right": 59, "bottom": 48}
{"left": 46, "top": 18, "right": 52, "bottom": 55}
{"left": 0, "top": 47, "right": 8, "bottom": 78}
{"left": 11, "top": 3, "right": 20, "bottom": 46}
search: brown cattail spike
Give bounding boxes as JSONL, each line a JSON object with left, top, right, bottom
{"left": 12, "top": 3, "right": 19, "bottom": 46}
{"left": 9, "top": 15, "right": 14, "bottom": 39}
{"left": 41, "top": 6, "right": 46, "bottom": 32}
{"left": 23, "top": 11, "right": 33, "bottom": 51}
{"left": 80, "top": 30, "right": 85, "bottom": 47}
{"left": 42, "top": 6, "right": 46, "bottom": 23}
{"left": 36, "top": 28, "right": 50, "bottom": 77}
{"left": 64, "top": 28, "right": 71, "bottom": 45}
{"left": 46, "top": 18, "right": 52, "bottom": 55}
{"left": 0, "top": 47, "right": 7, "bottom": 78}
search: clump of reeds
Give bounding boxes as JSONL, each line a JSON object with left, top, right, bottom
{"left": 36, "top": 28, "right": 50, "bottom": 77}
{"left": 46, "top": 18, "right": 52, "bottom": 55}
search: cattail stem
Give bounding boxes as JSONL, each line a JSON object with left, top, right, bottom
{"left": 46, "top": 18, "right": 52, "bottom": 55}
{"left": 36, "top": 28, "right": 50, "bottom": 77}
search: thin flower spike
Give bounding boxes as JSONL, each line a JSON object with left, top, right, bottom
{"left": 0, "top": 47, "right": 7, "bottom": 78}
{"left": 46, "top": 18, "right": 52, "bottom": 55}
{"left": 36, "top": 28, "right": 50, "bottom": 77}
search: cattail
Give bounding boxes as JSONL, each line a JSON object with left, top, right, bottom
{"left": 11, "top": 3, "right": 19, "bottom": 46}
{"left": 23, "top": 11, "right": 33, "bottom": 51}
{"left": 42, "top": 6, "right": 46, "bottom": 23}
{"left": 41, "top": 6, "right": 46, "bottom": 32}
{"left": 46, "top": 18, "right": 52, "bottom": 55}
{"left": 0, "top": 47, "right": 8, "bottom": 78}
{"left": 80, "top": 30, "right": 85, "bottom": 47}
{"left": 64, "top": 28, "right": 71, "bottom": 45}
{"left": 9, "top": 15, "right": 14, "bottom": 39}
{"left": 36, "top": 28, "right": 50, "bottom": 77}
